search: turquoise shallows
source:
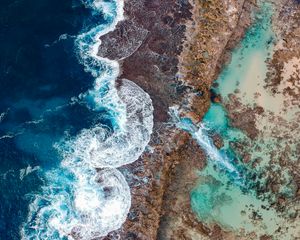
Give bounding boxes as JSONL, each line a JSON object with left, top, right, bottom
{"left": 189, "top": 2, "right": 299, "bottom": 238}
{"left": 202, "top": 103, "right": 228, "bottom": 132}
{"left": 214, "top": 2, "right": 275, "bottom": 105}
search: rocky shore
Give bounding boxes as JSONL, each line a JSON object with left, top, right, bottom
{"left": 97, "top": 0, "right": 300, "bottom": 239}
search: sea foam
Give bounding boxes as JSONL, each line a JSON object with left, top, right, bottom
{"left": 169, "top": 106, "right": 242, "bottom": 183}
{"left": 21, "top": 0, "right": 153, "bottom": 239}
{"left": 21, "top": 167, "right": 130, "bottom": 239}
{"left": 71, "top": 79, "right": 153, "bottom": 168}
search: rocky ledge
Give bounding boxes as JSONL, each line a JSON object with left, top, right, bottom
{"left": 96, "top": 0, "right": 277, "bottom": 239}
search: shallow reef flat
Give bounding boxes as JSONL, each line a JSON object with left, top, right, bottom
{"left": 97, "top": 0, "right": 300, "bottom": 239}
{"left": 194, "top": 2, "right": 300, "bottom": 239}
{"left": 191, "top": 1, "right": 300, "bottom": 238}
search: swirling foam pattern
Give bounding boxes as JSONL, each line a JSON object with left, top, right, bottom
{"left": 21, "top": 0, "right": 153, "bottom": 239}
{"left": 72, "top": 79, "right": 154, "bottom": 168}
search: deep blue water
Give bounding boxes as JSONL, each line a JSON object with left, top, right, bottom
{"left": 0, "top": 1, "right": 108, "bottom": 239}
{"left": 0, "top": 0, "right": 154, "bottom": 238}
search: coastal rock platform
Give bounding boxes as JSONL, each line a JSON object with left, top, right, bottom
{"left": 98, "top": 0, "right": 300, "bottom": 239}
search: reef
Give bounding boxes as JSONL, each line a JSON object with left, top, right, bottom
{"left": 221, "top": 0, "right": 300, "bottom": 214}
{"left": 98, "top": 0, "right": 300, "bottom": 239}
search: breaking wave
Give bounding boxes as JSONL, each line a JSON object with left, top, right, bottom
{"left": 72, "top": 79, "right": 154, "bottom": 169}
{"left": 21, "top": 167, "right": 131, "bottom": 239}
{"left": 21, "top": 0, "right": 153, "bottom": 239}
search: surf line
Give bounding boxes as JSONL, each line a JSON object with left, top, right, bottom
{"left": 21, "top": 1, "right": 153, "bottom": 239}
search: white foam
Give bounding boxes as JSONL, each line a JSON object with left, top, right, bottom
{"left": 0, "top": 134, "right": 14, "bottom": 140}
{"left": 22, "top": 0, "right": 154, "bottom": 239}
{"left": 75, "top": 0, "right": 127, "bottom": 128}
{"left": 170, "top": 106, "right": 240, "bottom": 179}
{"left": 194, "top": 125, "right": 237, "bottom": 174}
{"left": 19, "top": 165, "right": 40, "bottom": 181}
{"left": 69, "top": 79, "right": 153, "bottom": 168}
{"left": 21, "top": 167, "right": 130, "bottom": 240}
{"left": 0, "top": 108, "right": 9, "bottom": 122}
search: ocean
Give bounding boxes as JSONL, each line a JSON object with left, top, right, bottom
{"left": 0, "top": 0, "right": 153, "bottom": 239}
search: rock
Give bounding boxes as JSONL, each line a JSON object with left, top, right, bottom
{"left": 94, "top": 0, "right": 284, "bottom": 239}
{"left": 212, "top": 133, "right": 224, "bottom": 149}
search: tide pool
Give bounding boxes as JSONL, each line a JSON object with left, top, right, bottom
{"left": 214, "top": 2, "right": 275, "bottom": 111}
{"left": 181, "top": 1, "right": 300, "bottom": 238}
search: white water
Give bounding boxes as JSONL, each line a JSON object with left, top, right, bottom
{"left": 21, "top": 1, "right": 154, "bottom": 239}
{"left": 193, "top": 127, "right": 238, "bottom": 175}
{"left": 72, "top": 79, "right": 153, "bottom": 169}
{"left": 170, "top": 106, "right": 241, "bottom": 181}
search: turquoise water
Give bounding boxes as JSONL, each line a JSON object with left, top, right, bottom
{"left": 214, "top": 2, "right": 275, "bottom": 108}
{"left": 183, "top": 1, "right": 300, "bottom": 238}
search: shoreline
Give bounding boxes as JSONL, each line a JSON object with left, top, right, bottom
{"left": 98, "top": 0, "right": 300, "bottom": 239}
{"left": 98, "top": 0, "right": 255, "bottom": 239}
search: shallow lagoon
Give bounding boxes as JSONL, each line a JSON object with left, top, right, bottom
{"left": 190, "top": 1, "right": 300, "bottom": 238}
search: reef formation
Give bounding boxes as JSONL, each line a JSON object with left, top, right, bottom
{"left": 97, "top": 0, "right": 300, "bottom": 239}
